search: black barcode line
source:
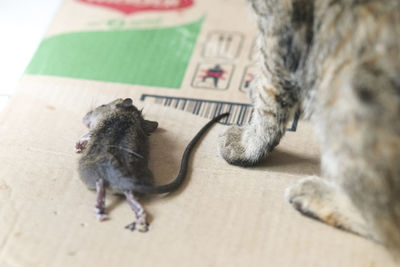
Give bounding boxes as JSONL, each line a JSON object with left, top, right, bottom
{"left": 178, "top": 99, "right": 185, "bottom": 110}
{"left": 194, "top": 101, "right": 202, "bottom": 115}
{"left": 238, "top": 105, "right": 245, "bottom": 125}
{"left": 230, "top": 103, "right": 240, "bottom": 125}
{"left": 239, "top": 106, "right": 245, "bottom": 125}
{"left": 140, "top": 94, "right": 298, "bottom": 131}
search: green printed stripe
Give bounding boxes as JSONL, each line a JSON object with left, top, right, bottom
{"left": 26, "top": 19, "right": 203, "bottom": 89}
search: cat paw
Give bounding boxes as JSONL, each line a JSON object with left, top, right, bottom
{"left": 286, "top": 177, "right": 345, "bottom": 228}
{"left": 285, "top": 177, "right": 322, "bottom": 220}
{"left": 285, "top": 177, "right": 372, "bottom": 236}
{"left": 218, "top": 125, "right": 248, "bottom": 166}
{"left": 218, "top": 125, "right": 264, "bottom": 166}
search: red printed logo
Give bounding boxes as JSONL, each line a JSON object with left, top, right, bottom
{"left": 77, "top": 0, "right": 194, "bottom": 15}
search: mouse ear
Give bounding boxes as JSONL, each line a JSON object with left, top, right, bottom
{"left": 121, "top": 98, "right": 133, "bottom": 107}
{"left": 143, "top": 120, "right": 158, "bottom": 135}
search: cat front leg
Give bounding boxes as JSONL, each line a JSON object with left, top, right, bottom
{"left": 218, "top": 6, "right": 301, "bottom": 166}
{"left": 218, "top": 76, "right": 298, "bottom": 166}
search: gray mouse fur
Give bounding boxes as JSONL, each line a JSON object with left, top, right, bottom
{"left": 75, "top": 98, "right": 228, "bottom": 232}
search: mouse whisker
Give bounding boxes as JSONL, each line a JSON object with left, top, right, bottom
{"left": 107, "top": 145, "right": 144, "bottom": 160}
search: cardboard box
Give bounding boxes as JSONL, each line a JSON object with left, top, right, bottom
{"left": 0, "top": 0, "right": 396, "bottom": 266}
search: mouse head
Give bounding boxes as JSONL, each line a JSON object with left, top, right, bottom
{"left": 83, "top": 98, "right": 158, "bottom": 135}
{"left": 82, "top": 98, "right": 134, "bottom": 129}
{"left": 112, "top": 98, "right": 158, "bottom": 135}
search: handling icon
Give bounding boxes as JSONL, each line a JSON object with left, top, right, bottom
{"left": 192, "top": 63, "right": 234, "bottom": 90}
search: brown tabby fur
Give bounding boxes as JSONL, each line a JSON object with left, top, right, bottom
{"left": 218, "top": 0, "right": 400, "bottom": 258}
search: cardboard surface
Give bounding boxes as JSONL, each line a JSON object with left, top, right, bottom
{"left": 0, "top": 0, "right": 396, "bottom": 266}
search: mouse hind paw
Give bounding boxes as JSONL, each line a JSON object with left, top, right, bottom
{"left": 137, "top": 221, "right": 149, "bottom": 232}
{"left": 94, "top": 179, "right": 107, "bottom": 221}
{"left": 125, "top": 222, "right": 137, "bottom": 231}
{"left": 95, "top": 213, "right": 108, "bottom": 221}
{"left": 125, "top": 221, "right": 149, "bottom": 232}
{"left": 124, "top": 190, "right": 149, "bottom": 233}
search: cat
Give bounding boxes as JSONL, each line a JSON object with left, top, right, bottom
{"left": 218, "top": 0, "right": 400, "bottom": 258}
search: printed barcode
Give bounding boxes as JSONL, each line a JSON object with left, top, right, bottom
{"left": 140, "top": 94, "right": 298, "bottom": 131}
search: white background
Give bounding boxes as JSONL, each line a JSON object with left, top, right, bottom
{"left": 0, "top": 0, "right": 63, "bottom": 110}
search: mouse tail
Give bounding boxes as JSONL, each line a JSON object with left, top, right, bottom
{"left": 132, "top": 112, "right": 230, "bottom": 194}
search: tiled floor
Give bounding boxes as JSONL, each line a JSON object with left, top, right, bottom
{"left": 0, "top": 0, "right": 63, "bottom": 110}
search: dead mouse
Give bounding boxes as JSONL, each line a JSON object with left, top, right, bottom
{"left": 74, "top": 98, "right": 229, "bottom": 232}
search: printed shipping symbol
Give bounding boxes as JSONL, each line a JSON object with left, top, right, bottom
{"left": 240, "top": 65, "right": 258, "bottom": 92}
{"left": 199, "top": 64, "right": 226, "bottom": 87}
{"left": 203, "top": 32, "right": 244, "bottom": 59}
{"left": 191, "top": 63, "right": 233, "bottom": 90}
{"left": 244, "top": 72, "right": 254, "bottom": 89}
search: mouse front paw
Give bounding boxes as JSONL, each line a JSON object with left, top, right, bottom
{"left": 74, "top": 133, "right": 91, "bottom": 153}
{"left": 74, "top": 140, "right": 88, "bottom": 153}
